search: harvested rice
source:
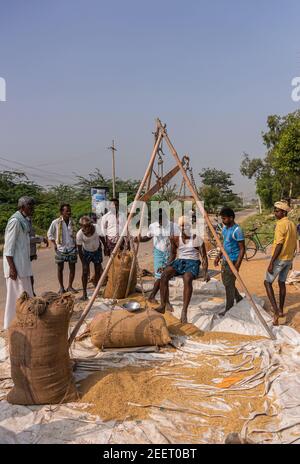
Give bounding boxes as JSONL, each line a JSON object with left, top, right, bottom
{"left": 77, "top": 293, "right": 271, "bottom": 440}
{"left": 79, "top": 367, "right": 179, "bottom": 421}
{"left": 78, "top": 350, "right": 268, "bottom": 440}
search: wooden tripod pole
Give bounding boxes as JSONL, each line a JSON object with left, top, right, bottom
{"left": 125, "top": 168, "right": 153, "bottom": 298}
{"left": 68, "top": 129, "right": 164, "bottom": 345}
{"left": 157, "top": 119, "right": 275, "bottom": 340}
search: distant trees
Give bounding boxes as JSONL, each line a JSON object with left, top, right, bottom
{"left": 240, "top": 111, "right": 300, "bottom": 209}
{"left": 198, "top": 168, "right": 242, "bottom": 213}
{"left": 0, "top": 171, "right": 43, "bottom": 204}
{"left": 0, "top": 169, "right": 141, "bottom": 236}
{"left": 0, "top": 164, "right": 243, "bottom": 235}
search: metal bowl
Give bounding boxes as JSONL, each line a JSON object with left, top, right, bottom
{"left": 122, "top": 301, "right": 141, "bottom": 312}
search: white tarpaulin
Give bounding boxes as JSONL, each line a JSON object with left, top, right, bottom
{"left": 1, "top": 278, "right": 300, "bottom": 444}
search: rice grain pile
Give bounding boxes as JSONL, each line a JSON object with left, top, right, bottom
{"left": 79, "top": 367, "right": 178, "bottom": 421}
{"left": 78, "top": 350, "right": 268, "bottom": 440}
{"left": 77, "top": 295, "right": 271, "bottom": 441}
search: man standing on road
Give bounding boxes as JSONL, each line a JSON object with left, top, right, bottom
{"left": 3, "top": 197, "right": 35, "bottom": 329}
{"left": 100, "top": 198, "right": 127, "bottom": 255}
{"left": 214, "top": 207, "right": 245, "bottom": 316}
{"left": 47, "top": 203, "right": 78, "bottom": 294}
{"left": 76, "top": 215, "right": 103, "bottom": 301}
{"left": 264, "top": 201, "right": 297, "bottom": 325}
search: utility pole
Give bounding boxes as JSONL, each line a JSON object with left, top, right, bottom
{"left": 107, "top": 140, "right": 117, "bottom": 198}
{"left": 258, "top": 195, "right": 262, "bottom": 214}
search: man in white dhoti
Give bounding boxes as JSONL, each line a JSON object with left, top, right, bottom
{"left": 3, "top": 196, "right": 35, "bottom": 329}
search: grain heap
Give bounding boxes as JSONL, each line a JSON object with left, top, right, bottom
{"left": 78, "top": 311, "right": 269, "bottom": 440}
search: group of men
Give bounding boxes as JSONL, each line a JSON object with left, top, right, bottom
{"left": 2, "top": 195, "right": 298, "bottom": 329}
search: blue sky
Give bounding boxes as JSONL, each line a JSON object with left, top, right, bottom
{"left": 0, "top": 0, "right": 299, "bottom": 196}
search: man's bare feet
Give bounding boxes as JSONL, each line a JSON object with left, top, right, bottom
{"left": 67, "top": 287, "right": 78, "bottom": 294}
{"left": 148, "top": 297, "right": 159, "bottom": 304}
{"left": 180, "top": 314, "right": 188, "bottom": 324}
{"left": 154, "top": 305, "right": 166, "bottom": 314}
{"left": 165, "top": 302, "right": 174, "bottom": 312}
{"left": 58, "top": 287, "right": 66, "bottom": 295}
{"left": 218, "top": 310, "right": 228, "bottom": 317}
{"left": 273, "top": 314, "right": 279, "bottom": 326}
{"left": 80, "top": 294, "right": 89, "bottom": 301}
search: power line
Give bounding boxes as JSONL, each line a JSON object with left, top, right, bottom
{"left": 0, "top": 155, "right": 76, "bottom": 181}
{"left": 0, "top": 161, "right": 76, "bottom": 184}
{"left": 36, "top": 155, "right": 86, "bottom": 167}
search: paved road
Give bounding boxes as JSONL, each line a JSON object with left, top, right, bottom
{"left": 0, "top": 209, "right": 257, "bottom": 328}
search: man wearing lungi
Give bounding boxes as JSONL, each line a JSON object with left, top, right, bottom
{"left": 3, "top": 196, "right": 35, "bottom": 329}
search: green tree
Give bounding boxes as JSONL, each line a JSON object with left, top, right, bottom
{"left": 0, "top": 171, "right": 44, "bottom": 238}
{"left": 75, "top": 169, "right": 107, "bottom": 196}
{"left": 240, "top": 111, "right": 300, "bottom": 208}
{"left": 47, "top": 184, "right": 79, "bottom": 205}
{"left": 0, "top": 170, "right": 43, "bottom": 204}
{"left": 199, "top": 168, "right": 242, "bottom": 213}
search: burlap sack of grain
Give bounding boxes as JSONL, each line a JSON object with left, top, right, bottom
{"left": 7, "top": 291, "right": 78, "bottom": 405}
{"left": 104, "top": 251, "right": 137, "bottom": 299}
{"left": 89, "top": 308, "right": 171, "bottom": 348}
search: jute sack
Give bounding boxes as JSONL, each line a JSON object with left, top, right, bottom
{"left": 7, "top": 291, "right": 78, "bottom": 405}
{"left": 89, "top": 308, "right": 171, "bottom": 348}
{"left": 104, "top": 251, "right": 137, "bottom": 299}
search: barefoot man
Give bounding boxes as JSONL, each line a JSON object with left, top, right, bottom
{"left": 138, "top": 209, "right": 177, "bottom": 308}
{"left": 156, "top": 215, "right": 210, "bottom": 323}
{"left": 47, "top": 203, "right": 78, "bottom": 294}
{"left": 214, "top": 207, "right": 245, "bottom": 316}
{"left": 76, "top": 216, "right": 103, "bottom": 300}
{"left": 3, "top": 197, "right": 35, "bottom": 329}
{"left": 264, "top": 200, "right": 297, "bottom": 325}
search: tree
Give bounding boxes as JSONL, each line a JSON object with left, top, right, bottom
{"left": 152, "top": 184, "right": 178, "bottom": 203}
{"left": 240, "top": 153, "right": 282, "bottom": 208}
{"left": 199, "top": 168, "right": 242, "bottom": 213}
{"left": 240, "top": 111, "right": 300, "bottom": 208}
{"left": 0, "top": 170, "right": 43, "bottom": 204}
{"left": 75, "top": 169, "right": 107, "bottom": 196}
{"left": 47, "top": 184, "right": 78, "bottom": 205}
{"left": 75, "top": 169, "right": 140, "bottom": 204}
{"left": 0, "top": 170, "right": 45, "bottom": 239}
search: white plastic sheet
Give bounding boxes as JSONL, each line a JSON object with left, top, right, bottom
{"left": 1, "top": 280, "right": 300, "bottom": 444}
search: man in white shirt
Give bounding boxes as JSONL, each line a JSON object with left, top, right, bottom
{"left": 138, "top": 209, "right": 176, "bottom": 308}
{"left": 47, "top": 203, "right": 78, "bottom": 294}
{"left": 3, "top": 196, "right": 35, "bottom": 329}
{"left": 76, "top": 216, "right": 103, "bottom": 301}
{"left": 100, "top": 198, "right": 127, "bottom": 255}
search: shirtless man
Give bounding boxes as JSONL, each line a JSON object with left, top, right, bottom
{"left": 156, "top": 216, "right": 210, "bottom": 323}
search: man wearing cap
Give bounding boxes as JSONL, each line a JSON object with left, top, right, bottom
{"left": 264, "top": 200, "right": 297, "bottom": 325}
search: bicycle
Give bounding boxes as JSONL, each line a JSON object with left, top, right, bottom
{"left": 244, "top": 227, "right": 274, "bottom": 260}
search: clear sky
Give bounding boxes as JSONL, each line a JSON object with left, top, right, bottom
{"left": 0, "top": 0, "right": 300, "bottom": 197}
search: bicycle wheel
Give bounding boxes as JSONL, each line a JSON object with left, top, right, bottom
{"left": 244, "top": 238, "right": 258, "bottom": 260}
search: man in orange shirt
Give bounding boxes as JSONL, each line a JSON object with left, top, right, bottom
{"left": 264, "top": 200, "right": 297, "bottom": 325}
